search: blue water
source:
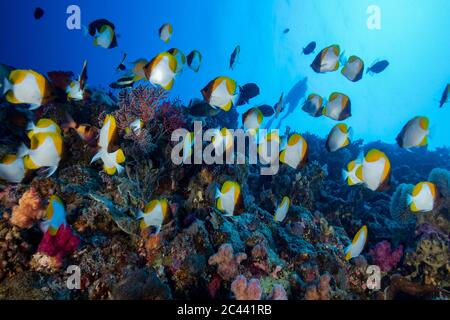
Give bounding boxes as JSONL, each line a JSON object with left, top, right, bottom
{"left": 1, "top": 0, "right": 449, "bottom": 148}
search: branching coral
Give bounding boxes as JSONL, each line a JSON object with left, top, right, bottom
{"left": 369, "top": 240, "right": 403, "bottom": 272}
{"left": 231, "top": 275, "right": 262, "bottom": 300}
{"left": 208, "top": 243, "right": 247, "bottom": 281}
{"left": 10, "top": 188, "right": 45, "bottom": 229}
{"left": 115, "top": 85, "right": 164, "bottom": 131}
{"left": 155, "top": 100, "right": 186, "bottom": 135}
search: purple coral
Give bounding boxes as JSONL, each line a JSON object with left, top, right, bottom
{"left": 208, "top": 243, "right": 247, "bottom": 281}
{"left": 369, "top": 240, "right": 403, "bottom": 272}
{"left": 231, "top": 275, "right": 262, "bottom": 300}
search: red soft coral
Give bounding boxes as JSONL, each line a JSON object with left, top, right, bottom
{"left": 38, "top": 224, "right": 80, "bottom": 265}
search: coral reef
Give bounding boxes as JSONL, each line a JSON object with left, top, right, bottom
{"left": 0, "top": 85, "right": 449, "bottom": 300}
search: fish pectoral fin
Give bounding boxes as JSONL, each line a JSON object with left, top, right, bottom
{"left": 28, "top": 103, "right": 41, "bottom": 110}
{"left": 91, "top": 149, "right": 105, "bottom": 164}
{"left": 37, "top": 166, "right": 58, "bottom": 178}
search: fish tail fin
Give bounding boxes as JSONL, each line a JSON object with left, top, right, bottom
{"left": 406, "top": 194, "right": 414, "bottom": 206}
{"left": 215, "top": 187, "right": 221, "bottom": 199}
{"left": 2, "top": 77, "right": 12, "bottom": 94}
{"left": 344, "top": 245, "right": 352, "bottom": 261}
{"left": 91, "top": 148, "right": 105, "bottom": 164}
{"left": 428, "top": 125, "right": 436, "bottom": 140}
{"left": 348, "top": 127, "right": 354, "bottom": 141}
{"left": 116, "top": 164, "right": 124, "bottom": 175}
{"left": 82, "top": 25, "right": 89, "bottom": 37}
{"left": 17, "top": 144, "right": 30, "bottom": 158}
{"left": 136, "top": 210, "right": 144, "bottom": 220}
{"left": 26, "top": 121, "right": 35, "bottom": 131}
{"left": 342, "top": 169, "right": 349, "bottom": 181}
{"left": 40, "top": 220, "right": 50, "bottom": 233}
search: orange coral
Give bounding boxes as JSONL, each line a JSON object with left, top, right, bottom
{"left": 10, "top": 188, "right": 45, "bottom": 229}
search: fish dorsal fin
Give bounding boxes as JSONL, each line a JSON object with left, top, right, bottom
{"left": 144, "top": 200, "right": 159, "bottom": 214}
{"left": 419, "top": 117, "right": 429, "bottom": 130}
{"left": 412, "top": 183, "right": 422, "bottom": 197}
{"left": 289, "top": 134, "right": 301, "bottom": 146}
{"left": 225, "top": 77, "right": 236, "bottom": 94}
{"left": 9, "top": 70, "right": 28, "bottom": 84}
{"left": 337, "top": 123, "right": 347, "bottom": 133}
{"left": 1, "top": 154, "right": 17, "bottom": 164}
{"left": 365, "top": 149, "right": 382, "bottom": 162}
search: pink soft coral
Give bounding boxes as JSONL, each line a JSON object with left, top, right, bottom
{"left": 38, "top": 224, "right": 80, "bottom": 266}
{"left": 369, "top": 240, "right": 403, "bottom": 272}
{"left": 208, "top": 243, "right": 247, "bottom": 281}
{"left": 231, "top": 275, "right": 262, "bottom": 300}
{"left": 10, "top": 188, "right": 45, "bottom": 229}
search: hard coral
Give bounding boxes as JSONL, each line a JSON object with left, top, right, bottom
{"left": 268, "top": 284, "right": 288, "bottom": 300}
{"left": 231, "top": 275, "right": 262, "bottom": 300}
{"left": 37, "top": 224, "right": 80, "bottom": 266}
{"left": 305, "top": 273, "right": 332, "bottom": 300}
{"left": 369, "top": 240, "right": 403, "bottom": 272}
{"left": 208, "top": 243, "right": 247, "bottom": 281}
{"left": 10, "top": 188, "right": 45, "bottom": 229}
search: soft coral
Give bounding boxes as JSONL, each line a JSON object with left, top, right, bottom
{"left": 38, "top": 224, "right": 80, "bottom": 265}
